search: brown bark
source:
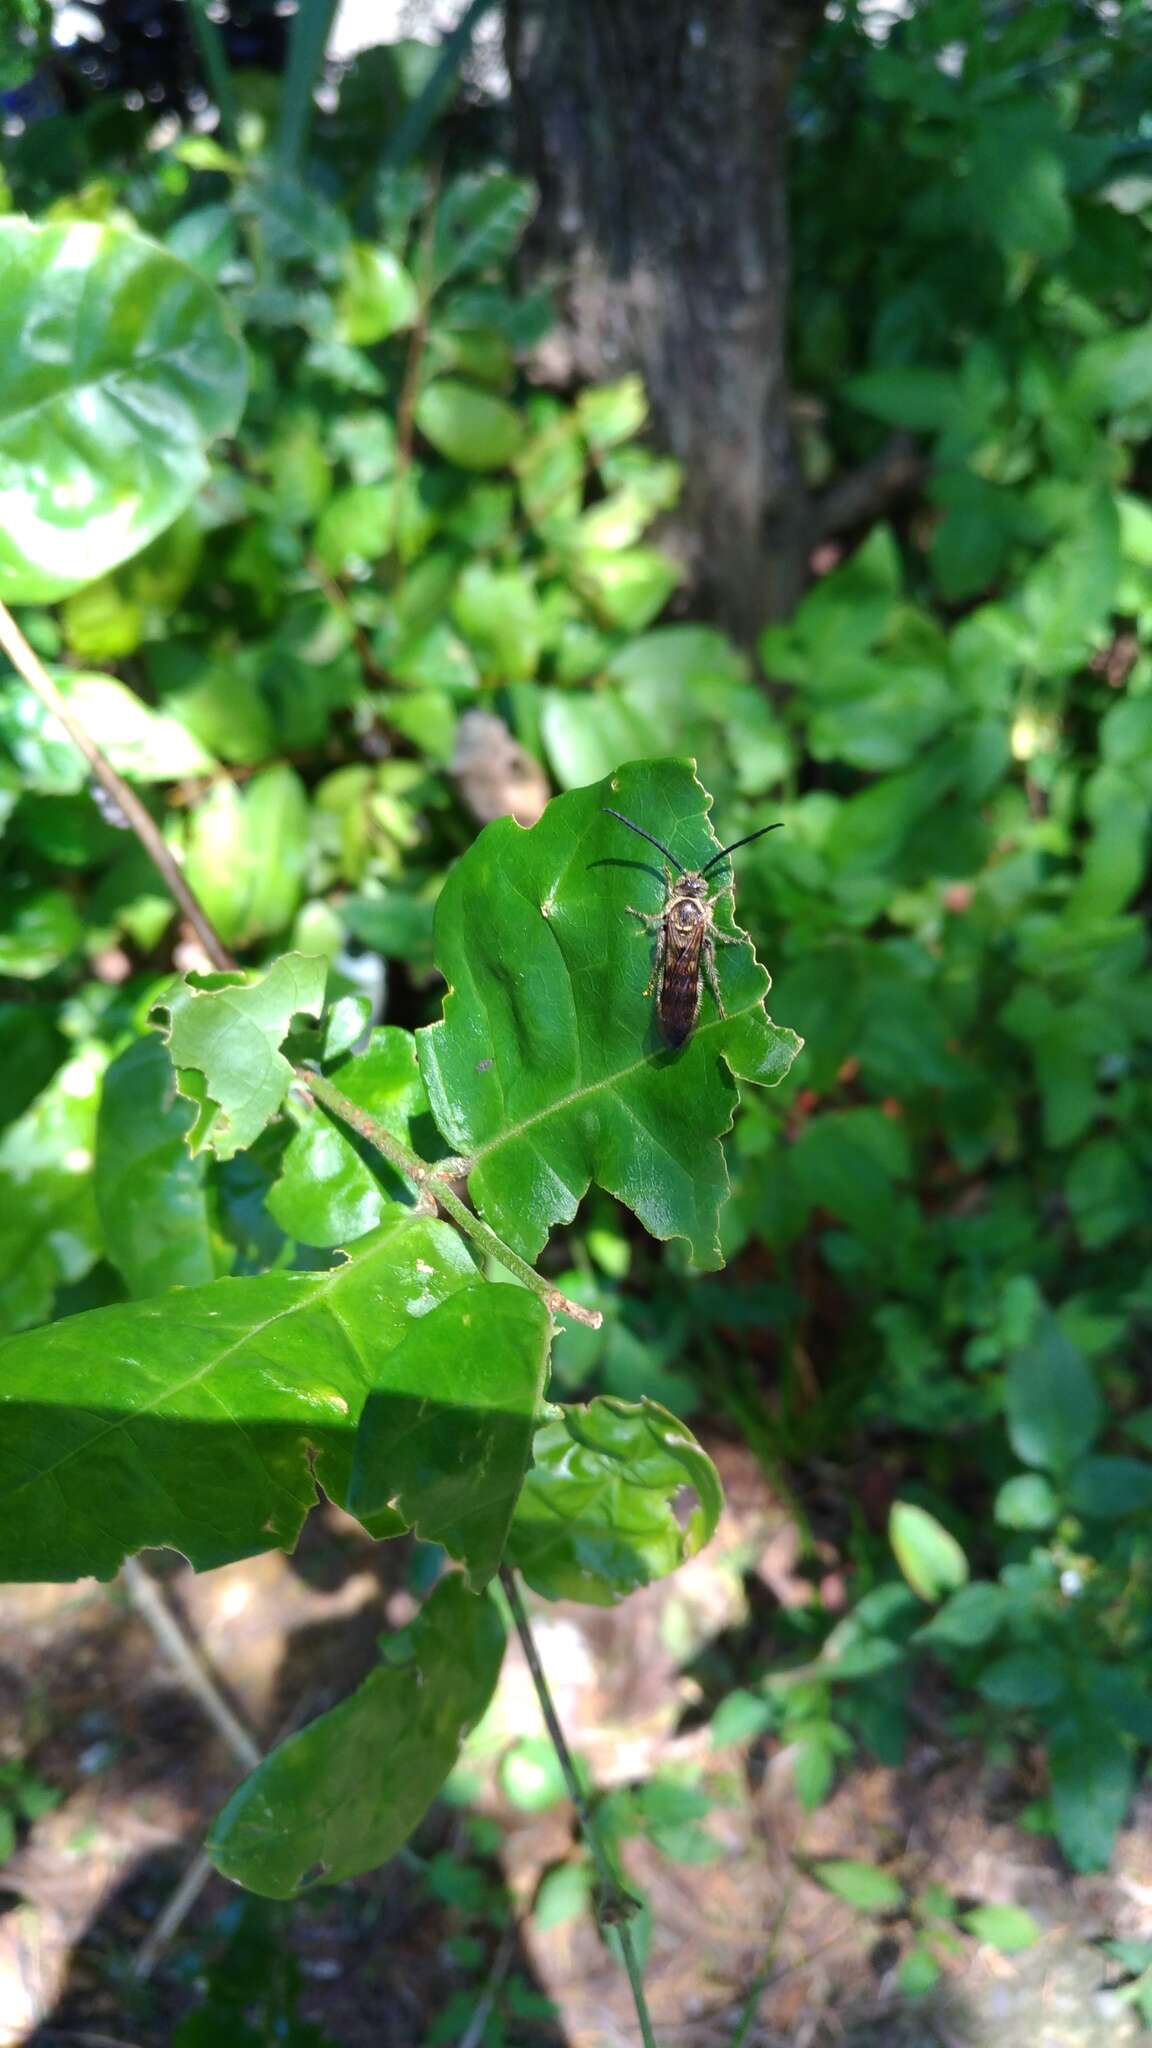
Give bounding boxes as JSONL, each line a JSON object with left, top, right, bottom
{"left": 506, "top": 0, "right": 825, "bottom": 642}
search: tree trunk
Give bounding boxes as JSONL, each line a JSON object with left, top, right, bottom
{"left": 506, "top": 0, "right": 824, "bottom": 642}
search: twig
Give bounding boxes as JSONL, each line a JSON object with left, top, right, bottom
{"left": 499, "top": 1567, "right": 660, "bottom": 2048}
{"left": 455, "top": 1919, "right": 519, "bottom": 2048}
{"left": 727, "top": 1868, "right": 799, "bottom": 2048}
{"left": 812, "top": 431, "right": 926, "bottom": 540}
{"left": 121, "top": 1559, "right": 261, "bottom": 1774}
{"left": 0, "top": 600, "right": 234, "bottom": 972}
{"left": 301, "top": 1069, "right": 603, "bottom": 1329}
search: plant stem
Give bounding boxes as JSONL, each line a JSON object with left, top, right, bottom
{"left": 0, "top": 599, "right": 235, "bottom": 972}
{"left": 274, "top": 0, "right": 339, "bottom": 173}
{"left": 727, "top": 1867, "right": 798, "bottom": 2048}
{"left": 381, "top": 0, "right": 498, "bottom": 171}
{"left": 301, "top": 1068, "right": 602, "bottom": 1330}
{"left": 499, "top": 1567, "right": 660, "bottom": 2048}
{"left": 187, "top": 0, "right": 240, "bottom": 150}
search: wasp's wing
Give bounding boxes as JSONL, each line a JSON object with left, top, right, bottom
{"left": 658, "top": 922, "right": 704, "bottom": 1049}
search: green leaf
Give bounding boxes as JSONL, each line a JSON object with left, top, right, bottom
{"left": 0, "top": 888, "right": 82, "bottom": 980}
{"left": 898, "top": 1945, "right": 942, "bottom": 1995}
{"left": 431, "top": 173, "right": 535, "bottom": 288}
{"left": 1048, "top": 1718, "right": 1133, "bottom": 1872}
{"left": 417, "top": 761, "right": 801, "bottom": 1269}
{"left": 960, "top": 1905, "right": 1041, "bottom": 1954}
{"left": 994, "top": 1473, "right": 1060, "bottom": 1530}
{"left": 978, "top": 1650, "right": 1065, "bottom": 1710}
{"left": 1070, "top": 326, "right": 1152, "bottom": 414}
{"left": 452, "top": 562, "right": 543, "bottom": 681}
{"left": 811, "top": 1860, "right": 904, "bottom": 1913}
{"left": 1005, "top": 1314, "right": 1103, "bottom": 1474}
{"left": 336, "top": 244, "right": 418, "bottom": 345}
{"left": 889, "top": 1502, "right": 969, "bottom": 1603}
{"left": 0, "top": 1213, "right": 478, "bottom": 1580}
{"left": 499, "top": 1737, "right": 568, "bottom": 1815}
{"left": 1066, "top": 1455, "right": 1152, "bottom": 1520}
{"left": 916, "top": 1582, "right": 1009, "bottom": 1649}
{"left": 0, "top": 219, "right": 246, "bottom": 601}
{"left": 415, "top": 380, "right": 523, "bottom": 471}
{"left": 534, "top": 1861, "right": 592, "bottom": 1931}
{"left": 0, "top": 1043, "right": 105, "bottom": 1337}
{"left": 95, "top": 1034, "right": 215, "bottom": 1297}
{"left": 349, "top": 1286, "right": 551, "bottom": 1589}
{"left": 208, "top": 1574, "right": 504, "bottom": 1897}
{"left": 576, "top": 377, "right": 648, "bottom": 452}
{"left": 152, "top": 953, "right": 327, "bottom": 1162}
{"left": 505, "top": 1395, "right": 723, "bottom": 1606}
{"left": 0, "top": 670, "right": 214, "bottom": 793}
{"left": 269, "top": 1027, "right": 429, "bottom": 1247}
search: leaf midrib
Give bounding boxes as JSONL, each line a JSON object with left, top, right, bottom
{"left": 467, "top": 998, "right": 761, "bottom": 1168}
{"left": 3, "top": 1225, "right": 415, "bottom": 1506}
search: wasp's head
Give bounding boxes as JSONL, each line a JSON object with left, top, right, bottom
{"left": 678, "top": 872, "right": 709, "bottom": 900}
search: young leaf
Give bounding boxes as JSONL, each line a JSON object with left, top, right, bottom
{"left": 415, "top": 380, "right": 524, "bottom": 470}
{"left": 889, "top": 1502, "right": 969, "bottom": 1603}
{"left": 417, "top": 760, "right": 801, "bottom": 1270}
{"left": 0, "top": 219, "right": 246, "bottom": 602}
{"left": 348, "top": 1286, "right": 551, "bottom": 1589}
{"left": 0, "top": 670, "right": 215, "bottom": 792}
{"left": 0, "top": 1214, "right": 478, "bottom": 1580}
{"left": 960, "top": 1904, "right": 1041, "bottom": 1954}
{"left": 152, "top": 952, "right": 327, "bottom": 1161}
{"left": 208, "top": 1574, "right": 504, "bottom": 1897}
{"left": 95, "top": 1034, "right": 216, "bottom": 1297}
{"left": 810, "top": 1859, "right": 904, "bottom": 1913}
{"left": 505, "top": 1395, "right": 723, "bottom": 1605}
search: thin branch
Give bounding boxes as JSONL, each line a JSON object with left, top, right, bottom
{"left": 812, "top": 431, "right": 927, "bottom": 541}
{"left": 499, "top": 1567, "right": 660, "bottom": 2048}
{"left": 0, "top": 600, "right": 234, "bottom": 972}
{"left": 301, "top": 1069, "right": 603, "bottom": 1330}
{"left": 187, "top": 0, "right": 239, "bottom": 150}
{"left": 121, "top": 1558, "right": 262, "bottom": 1774}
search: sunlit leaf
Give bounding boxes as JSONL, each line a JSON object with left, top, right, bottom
{"left": 506, "top": 1396, "right": 723, "bottom": 1605}
{"left": 418, "top": 761, "right": 801, "bottom": 1269}
{"left": 0, "top": 671, "right": 214, "bottom": 793}
{"left": 0, "top": 1214, "right": 478, "bottom": 1579}
{"left": 152, "top": 953, "right": 327, "bottom": 1161}
{"left": 0, "top": 219, "right": 246, "bottom": 601}
{"left": 889, "top": 1502, "right": 969, "bottom": 1603}
{"left": 416, "top": 380, "right": 523, "bottom": 470}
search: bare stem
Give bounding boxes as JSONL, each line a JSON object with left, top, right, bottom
{"left": 0, "top": 600, "right": 234, "bottom": 972}
{"left": 301, "top": 1069, "right": 603, "bottom": 1330}
{"left": 500, "top": 1567, "right": 660, "bottom": 2048}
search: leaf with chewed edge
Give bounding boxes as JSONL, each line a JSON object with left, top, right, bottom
{"left": 417, "top": 760, "right": 801, "bottom": 1270}
{"left": 151, "top": 952, "right": 326, "bottom": 1160}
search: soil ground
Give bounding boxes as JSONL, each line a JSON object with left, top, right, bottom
{"left": 0, "top": 1440, "right": 1148, "bottom": 2047}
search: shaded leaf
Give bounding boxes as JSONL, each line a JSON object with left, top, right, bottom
{"left": 152, "top": 953, "right": 327, "bottom": 1161}
{"left": 417, "top": 761, "right": 801, "bottom": 1270}
{"left": 1005, "top": 1314, "right": 1103, "bottom": 1473}
{"left": 506, "top": 1395, "right": 723, "bottom": 1606}
{"left": 0, "top": 219, "right": 246, "bottom": 602}
{"left": 208, "top": 1575, "right": 504, "bottom": 1897}
{"left": 0, "top": 1214, "right": 478, "bottom": 1580}
{"left": 349, "top": 1285, "right": 551, "bottom": 1588}
{"left": 95, "top": 1034, "right": 215, "bottom": 1297}
{"left": 1048, "top": 1717, "right": 1133, "bottom": 1872}
{"left": 269, "top": 1027, "right": 430, "bottom": 1246}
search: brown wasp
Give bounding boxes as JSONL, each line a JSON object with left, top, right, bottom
{"left": 603, "top": 808, "right": 782, "bottom": 1049}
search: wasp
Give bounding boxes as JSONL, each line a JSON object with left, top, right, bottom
{"left": 603, "top": 808, "right": 782, "bottom": 1049}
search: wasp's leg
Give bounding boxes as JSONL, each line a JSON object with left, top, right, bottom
{"left": 713, "top": 925, "right": 743, "bottom": 945}
{"left": 626, "top": 905, "right": 664, "bottom": 927}
{"left": 702, "top": 935, "right": 727, "bottom": 1019}
{"left": 644, "top": 921, "right": 667, "bottom": 999}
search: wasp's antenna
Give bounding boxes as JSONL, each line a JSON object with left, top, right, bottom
{"left": 701, "top": 822, "right": 784, "bottom": 877}
{"left": 602, "top": 808, "right": 686, "bottom": 874}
